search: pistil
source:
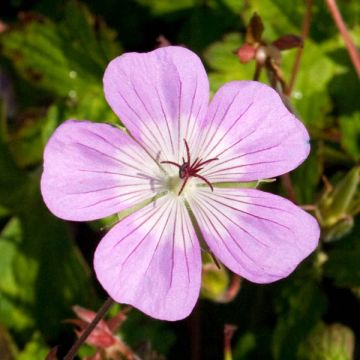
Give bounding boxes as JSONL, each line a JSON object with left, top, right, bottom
{"left": 161, "top": 139, "right": 218, "bottom": 195}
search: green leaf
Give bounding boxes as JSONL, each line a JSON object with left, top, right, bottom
{"left": 318, "top": 166, "right": 359, "bottom": 229}
{"left": 1, "top": 1, "right": 121, "bottom": 98}
{"left": 339, "top": 112, "right": 360, "bottom": 161}
{"left": 325, "top": 216, "right": 360, "bottom": 287}
{"left": 0, "top": 133, "right": 28, "bottom": 209}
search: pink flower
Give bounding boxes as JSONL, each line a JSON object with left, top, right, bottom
{"left": 41, "top": 46, "right": 319, "bottom": 321}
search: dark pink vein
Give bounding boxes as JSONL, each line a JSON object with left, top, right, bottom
{"left": 198, "top": 192, "right": 291, "bottom": 232}
{"left": 203, "top": 142, "right": 281, "bottom": 175}
{"left": 201, "top": 101, "right": 254, "bottom": 160}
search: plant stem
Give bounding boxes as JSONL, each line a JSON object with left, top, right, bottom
{"left": 224, "top": 324, "right": 237, "bottom": 360}
{"left": 325, "top": 0, "right": 360, "bottom": 78}
{"left": 253, "top": 62, "right": 262, "bottom": 81}
{"left": 285, "top": 0, "right": 313, "bottom": 95}
{"left": 189, "top": 303, "right": 201, "bottom": 360}
{"left": 64, "top": 297, "right": 114, "bottom": 360}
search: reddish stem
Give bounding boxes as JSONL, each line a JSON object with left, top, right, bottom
{"left": 64, "top": 297, "right": 114, "bottom": 360}
{"left": 285, "top": 0, "right": 314, "bottom": 95}
{"left": 224, "top": 324, "right": 237, "bottom": 359}
{"left": 325, "top": 0, "right": 360, "bottom": 78}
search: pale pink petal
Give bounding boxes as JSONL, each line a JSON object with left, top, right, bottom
{"left": 187, "top": 188, "right": 319, "bottom": 283}
{"left": 94, "top": 195, "right": 201, "bottom": 321}
{"left": 103, "top": 46, "right": 209, "bottom": 163}
{"left": 41, "top": 120, "right": 162, "bottom": 221}
{"left": 197, "top": 81, "right": 310, "bottom": 182}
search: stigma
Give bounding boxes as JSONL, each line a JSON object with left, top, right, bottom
{"left": 161, "top": 139, "right": 218, "bottom": 195}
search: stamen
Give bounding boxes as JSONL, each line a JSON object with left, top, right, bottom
{"left": 160, "top": 160, "right": 181, "bottom": 168}
{"left": 160, "top": 139, "right": 218, "bottom": 195}
{"left": 193, "top": 174, "right": 214, "bottom": 191}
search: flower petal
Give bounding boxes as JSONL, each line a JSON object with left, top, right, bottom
{"left": 197, "top": 81, "right": 310, "bottom": 182}
{"left": 94, "top": 195, "right": 201, "bottom": 321}
{"left": 103, "top": 46, "right": 209, "bottom": 162}
{"left": 187, "top": 188, "right": 319, "bottom": 283}
{"left": 41, "top": 120, "right": 162, "bottom": 221}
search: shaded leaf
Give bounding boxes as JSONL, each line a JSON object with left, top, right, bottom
{"left": 325, "top": 217, "right": 360, "bottom": 287}
{"left": 272, "top": 277, "right": 327, "bottom": 360}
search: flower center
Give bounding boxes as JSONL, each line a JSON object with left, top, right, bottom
{"left": 161, "top": 139, "right": 218, "bottom": 195}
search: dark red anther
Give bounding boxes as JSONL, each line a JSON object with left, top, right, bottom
{"left": 161, "top": 139, "right": 218, "bottom": 195}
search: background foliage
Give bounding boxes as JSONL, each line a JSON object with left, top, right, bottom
{"left": 0, "top": 0, "right": 359, "bottom": 359}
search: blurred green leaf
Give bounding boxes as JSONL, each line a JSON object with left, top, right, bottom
{"left": 292, "top": 141, "right": 323, "bottom": 204}
{"left": 17, "top": 332, "right": 49, "bottom": 360}
{"left": 0, "top": 218, "right": 36, "bottom": 333}
{"left": 272, "top": 277, "right": 327, "bottom": 360}
{"left": 8, "top": 114, "right": 48, "bottom": 168}
{"left": 232, "top": 332, "right": 256, "bottom": 360}
{"left": 282, "top": 39, "right": 343, "bottom": 129}
{"left": 205, "top": 33, "right": 255, "bottom": 92}
{"left": 325, "top": 216, "right": 360, "bottom": 287}
{"left": 17, "top": 177, "right": 96, "bottom": 337}
{"left": 177, "top": 1, "right": 242, "bottom": 51}
{"left": 123, "top": 311, "right": 175, "bottom": 356}
{"left": 201, "top": 253, "right": 230, "bottom": 302}
{"left": 0, "top": 155, "right": 96, "bottom": 337}
{"left": 298, "top": 323, "right": 354, "bottom": 360}
{"left": 136, "top": 0, "right": 195, "bottom": 15}
{"left": 339, "top": 112, "right": 360, "bottom": 161}
{"left": 0, "top": 134, "right": 28, "bottom": 209}
{"left": 241, "top": 0, "right": 302, "bottom": 40}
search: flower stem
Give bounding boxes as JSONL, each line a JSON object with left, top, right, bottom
{"left": 64, "top": 297, "right": 114, "bottom": 360}
{"left": 285, "top": 0, "right": 314, "bottom": 95}
{"left": 325, "top": 0, "right": 360, "bottom": 78}
{"left": 224, "top": 324, "right": 237, "bottom": 360}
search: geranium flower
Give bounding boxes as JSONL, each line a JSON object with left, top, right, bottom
{"left": 41, "top": 46, "right": 319, "bottom": 321}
